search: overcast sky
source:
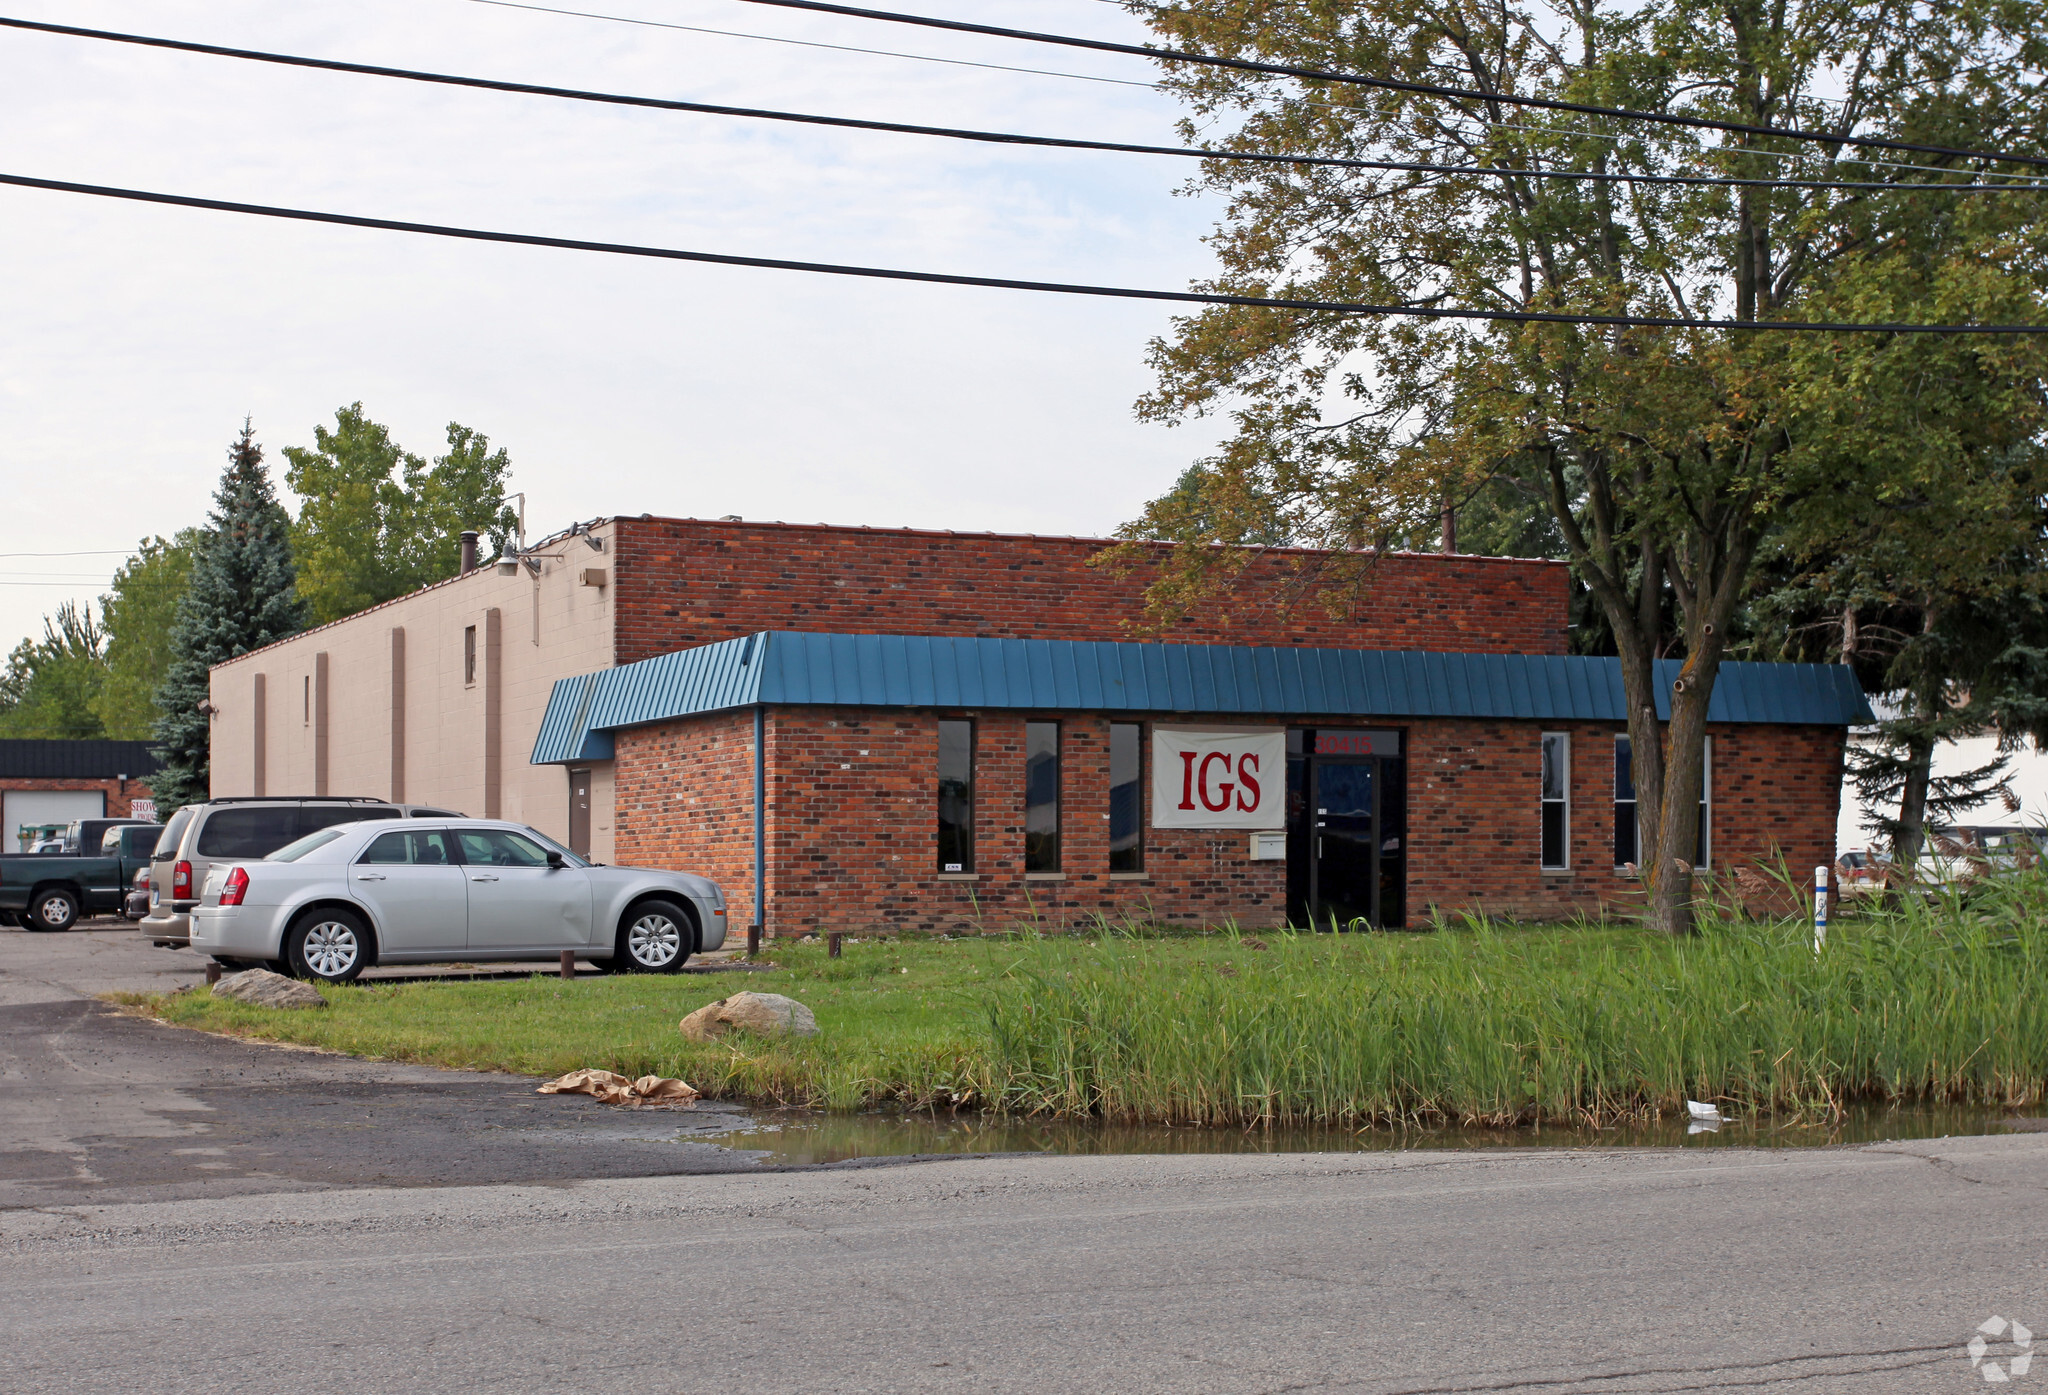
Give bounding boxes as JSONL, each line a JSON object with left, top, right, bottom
{"left": 0, "top": 0, "right": 1229, "bottom": 650}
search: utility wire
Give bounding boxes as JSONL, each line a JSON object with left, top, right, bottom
{"left": 728, "top": 0, "right": 2048, "bottom": 170}
{"left": 451, "top": 1, "right": 2042, "bottom": 183}
{"left": 8, "top": 17, "right": 2038, "bottom": 195}
{"left": 3, "top": 171, "right": 2042, "bottom": 333}
{"left": 461, "top": 0, "right": 1161, "bottom": 90}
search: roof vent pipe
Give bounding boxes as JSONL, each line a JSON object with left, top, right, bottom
{"left": 459, "top": 530, "right": 479, "bottom": 575}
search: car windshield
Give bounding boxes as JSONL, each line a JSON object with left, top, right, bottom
{"left": 267, "top": 827, "right": 353, "bottom": 862}
{"left": 519, "top": 826, "right": 591, "bottom": 868}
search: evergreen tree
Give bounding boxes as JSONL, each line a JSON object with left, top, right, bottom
{"left": 151, "top": 423, "right": 307, "bottom": 810}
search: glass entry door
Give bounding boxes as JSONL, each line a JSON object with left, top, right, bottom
{"left": 1311, "top": 761, "right": 1378, "bottom": 928}
{"left": 1287, "top": 729, "right": 1407, "bottom": 929}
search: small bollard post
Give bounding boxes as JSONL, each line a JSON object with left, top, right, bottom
{"left": 746, "top": 923, "right": 761, "bottom": 958}
{"left": 827, "top": 932, "right": 843, "bottom": 959}
{"left": 205, "top": 961, "right": 221, "bottom": 986}
{"left": 1813, "top": 864, "right": 1830, "bottom": 952}
{"left": 559, "top": 949, "right": 576, "bottom": 980}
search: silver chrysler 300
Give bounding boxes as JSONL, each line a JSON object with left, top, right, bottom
{"left": 190, "top": 819, "right": 726, "bottom": 983}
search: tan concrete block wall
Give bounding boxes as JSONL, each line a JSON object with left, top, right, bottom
{"left": 208, "top": 523, "right": 619, "bottom": 858}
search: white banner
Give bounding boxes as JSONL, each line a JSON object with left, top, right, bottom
{"left": 1151, "top": 726, "right": 1286, "bottom": 830}
{"left": 129, "top": 799, "right": 157, "bottom": 821}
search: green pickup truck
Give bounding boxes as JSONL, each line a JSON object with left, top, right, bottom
{"left": 0, "top": 824, "right": 163, "bottom": 931}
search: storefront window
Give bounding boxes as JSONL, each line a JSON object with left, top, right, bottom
{"left": 1025, "top": 721, "right": 1061, "bottom": 872}
{"left": 1540, "top": 732, "right": 1570, "bottom": 869}
{"left": 1614, "top": 734, "right": 1711, "bottom": 869}
{"left": 1109, "top": 722, "right": 1142, "bottom": 872}
{"left": 937, "top": 719, "right": 975, "bottom": 873}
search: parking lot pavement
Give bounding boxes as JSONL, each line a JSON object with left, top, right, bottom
{"left": 0, "top": 922, "right": 763, "bottom": 1209}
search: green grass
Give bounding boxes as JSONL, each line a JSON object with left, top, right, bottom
{"left": 113, "top": 868, "right": 2048, "bottom": 1127}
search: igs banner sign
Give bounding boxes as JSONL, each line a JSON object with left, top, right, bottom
{"left": 1151, "top": 726, "right": 1286, "bottom": 830}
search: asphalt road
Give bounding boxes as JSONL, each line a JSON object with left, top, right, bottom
{"left": 4, "top": 923, "right": 2045, "bottom": 1393}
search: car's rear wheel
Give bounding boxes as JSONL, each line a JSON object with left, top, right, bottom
{"left": 616, "top": 899, "right": 693, "bottom": 974}
{"left": 27, "top": 889, "right": 80, "bottom": 933}
{"left": 285, "top": 910, "right": 370, "bottom": 984}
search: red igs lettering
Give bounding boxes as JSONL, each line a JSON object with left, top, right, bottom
{"left": 1235, "top": 753, "right": 1262, "bottom": 812}
{"left": 1177, "top": 750, "right": 1199, "bottom": 810}
{"left": 1198, "top": 752, "right": 1235, "bottom": 811}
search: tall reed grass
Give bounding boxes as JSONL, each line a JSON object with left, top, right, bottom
{"left": 979, "top": 866, "right": 2048, "bottom": 1127}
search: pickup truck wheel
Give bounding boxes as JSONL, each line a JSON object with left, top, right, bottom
{"left": 27, "top": 889, "right": 80, "bottom": 933}
{"left": 285, "top": 910, "right": 369, "bottom": 984}
{"left": 616, "top": 900, "right": 693, "bottom": 974}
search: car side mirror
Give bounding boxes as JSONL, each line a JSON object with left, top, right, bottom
{"left": 545, "top": 851, "right": 567, "bottom": 869}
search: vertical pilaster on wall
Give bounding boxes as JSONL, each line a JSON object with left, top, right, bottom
{"left": 483, "top": 608, "right": 503, "bottom": 818}
{"left": 252, "top": 673, "right": 267, "bottom": 797}
{"left": 390, "top": 627, "right": 407, "bottom": 802}
{"left": 313, "top": 652, "right": 330, "bottom": 797}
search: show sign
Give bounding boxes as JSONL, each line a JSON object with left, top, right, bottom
{"left": 1150, "top": 726, "right": 1285, "bottom": 830}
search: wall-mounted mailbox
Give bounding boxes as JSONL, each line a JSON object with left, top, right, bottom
{"left": 1250, "top": 831, "right": 1287, "bottom": 860}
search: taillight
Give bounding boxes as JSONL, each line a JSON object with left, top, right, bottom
{"left": 218, "top": 867, "right": 250, "bottom": 907}
{"left": 173, "top": 861, "right": 192, "bottom": 899}
{"left": 134, "top": 867, "right": 150, "bottom": 889}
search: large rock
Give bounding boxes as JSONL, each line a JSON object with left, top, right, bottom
{"left": 212, "top": 968, "right": 327, "bottom": 1010}
{"left": 679, "top": 991, "right": 819, "bottom": 1042}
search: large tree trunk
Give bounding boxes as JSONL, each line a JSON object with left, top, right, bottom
{"left": 1894, "top": 732, "right": 1935, "bottom": 868}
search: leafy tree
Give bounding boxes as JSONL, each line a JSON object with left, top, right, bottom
{"left": 1742, "top": 447, "right": 2048, "bottom": 862}
{"left": 1117, "top": 0, "right": 2048, "bottom": 931}
{"left": 92, "top": 531, "right": 201, "bottom": 740}
{"left": 0, "top": 603, "right": 108, "bottom": 739}
{"left": 152, "top": 424, "right": 307, "bottom": 810}
{"left": 284, "top": 404, "right": 519, "bottom": 625}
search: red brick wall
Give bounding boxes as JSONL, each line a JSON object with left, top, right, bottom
{"left": 0, "top": 777, "right": 155, "bottom": 827}
{"left": 1405, "top": 721, "right": 1844, "bottom": 921}
{"left": 611, "top": 713, "right": 758, "bottom": 942}
{"left": 610, "top": 518, "right": 1571, "bottom": 664}
{"left": 612, "top": 710, "right": 1842, "bottom": 933}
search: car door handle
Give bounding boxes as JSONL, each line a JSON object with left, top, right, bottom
{"left": 355, "top": 872, "right": 387, "bottom": 881}
{"left": 470, "top": 874, "right": 499, "bottom": 882}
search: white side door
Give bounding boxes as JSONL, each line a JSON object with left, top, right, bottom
{"left": 453, "top": 829, "right": 592, "bottom": 952}
{"left": 349, "top": 828, "right": 469, "bottom": 955}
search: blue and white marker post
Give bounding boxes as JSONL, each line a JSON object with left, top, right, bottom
{"left": 1813, "top": 864, "right": 1830, "bottom": 951}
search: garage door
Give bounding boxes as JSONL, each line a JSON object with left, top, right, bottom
{"left": 4, "top": 791, "right": 106, "bottom": 852}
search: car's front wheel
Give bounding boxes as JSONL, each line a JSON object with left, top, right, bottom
{"left": 285, "top": 910, "right": 370, "bottom": 984}
{"left": 27, "top": 888, "right": 80, "bottom": 933}
{"left": 615, "top": 900, "right": 694, "bottom": 974}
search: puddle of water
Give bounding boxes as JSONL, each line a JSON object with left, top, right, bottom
{"left": 707, "top": 1104, "right": 2042, "bottom": 1165}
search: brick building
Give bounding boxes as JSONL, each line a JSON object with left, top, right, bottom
{"left": 1, "top": 740, "right": 159, "bottom": 850}
{"left": 207, "top": 515, "right": 1866, "bottom": 936}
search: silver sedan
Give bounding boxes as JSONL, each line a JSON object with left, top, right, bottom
{"left": 189, "top": 819, "right": 727, "bottom": 983}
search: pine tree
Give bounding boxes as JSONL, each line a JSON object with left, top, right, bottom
{"left": 151, "top": 423, "right": 307, "bottom": 809}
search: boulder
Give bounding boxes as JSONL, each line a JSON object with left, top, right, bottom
{"left": 211, "top": 968, "right": 327, "bottom": 1010}
{"left": 679, "top": 991, "right": 819, "bottom": 1042}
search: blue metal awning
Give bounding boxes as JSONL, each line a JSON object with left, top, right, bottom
{"left": 532, "top": 631, "right": 1874, "bottom": 764}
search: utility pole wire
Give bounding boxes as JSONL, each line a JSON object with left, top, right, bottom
{"left": 3, "top": 171, "right": 2043, "bottom": 333}
{"left": 4, "top": 17, "right": 2039, "bottom": 194}
{"left": 728, "top": 0, "right": 2048, "bottom": 171}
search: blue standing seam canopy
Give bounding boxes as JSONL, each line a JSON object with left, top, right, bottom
{"left": 531, "top": 631, "right": 1874, "bottom": 765}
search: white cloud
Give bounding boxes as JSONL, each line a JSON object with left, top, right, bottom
{"left": 0, "top": 0, "right": 1225, "bottom": 645}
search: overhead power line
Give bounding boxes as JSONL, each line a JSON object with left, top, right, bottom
{"left": 462, "top": 0, "right": 1162, "bottom": 90}
{"left": 3, "top": 171, "right": 2042, "bottom": 333}
{"left": 727, "top": 0, "right": 2048, "bottom": 171}
{"left": 450, "top": 2, "right": 2039, "bottom": 184}
{"left": 7, "top": 16, "right": 2038, "bottom": 195}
